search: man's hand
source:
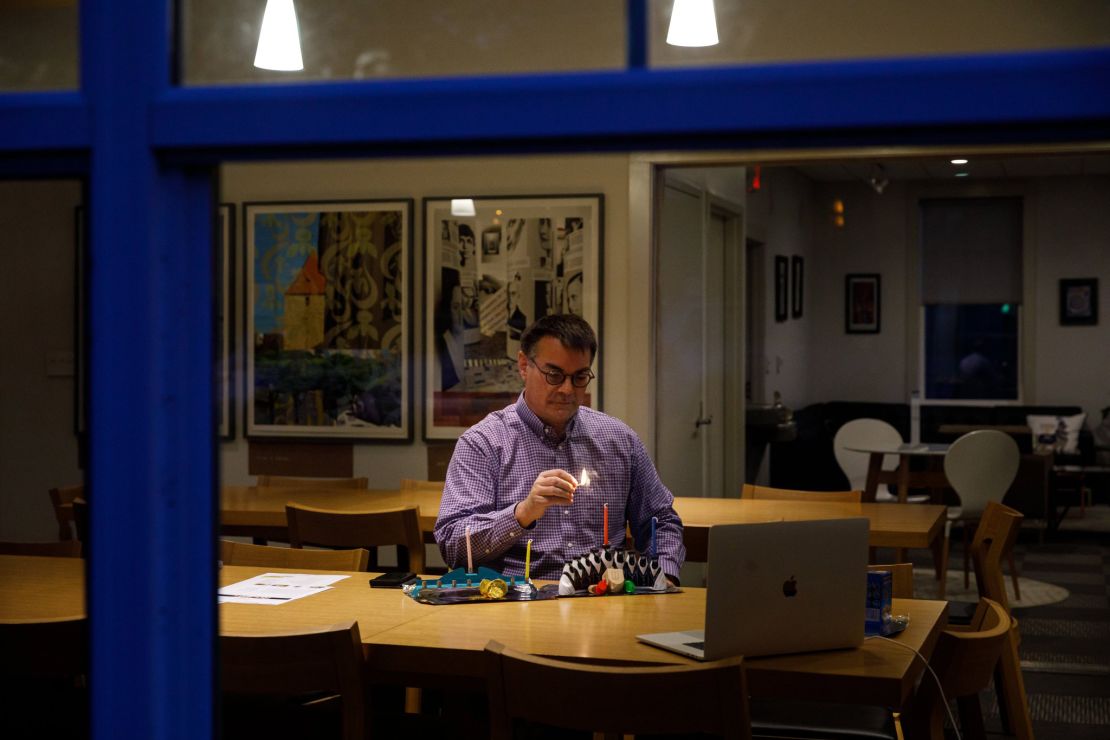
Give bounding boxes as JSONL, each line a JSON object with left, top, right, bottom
{"left": 514, "top": 469, "right": 578, "bottom": 527}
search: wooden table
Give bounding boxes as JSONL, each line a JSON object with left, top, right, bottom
{"left": 220, "top": 487, "right": 946, "bottom": 567}
{"left": 844, "top": 443, "right": 951, "bottom": 504}
{"left": 2, "top": 556, "right": 948, "bottom": 713}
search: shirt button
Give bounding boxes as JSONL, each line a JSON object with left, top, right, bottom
{"left": 567, "top": 542, "right": 574, "bottom": 548}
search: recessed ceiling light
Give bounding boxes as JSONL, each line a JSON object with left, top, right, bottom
{"left": 955, "top": 172, "right": 969, "bottom": 178}
{"left": 950, "top": 158, "right": 969, "bottom": 165}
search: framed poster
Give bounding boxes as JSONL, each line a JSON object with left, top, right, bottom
{"left": 74, "top": 206, "right": 86, "bottom": 436}
{"left": 1059, "top": 277, "right": 1098, "bottom": 326}
{"left": 774, "top": 255, "right": 788, "bottom": 322}
{"left": 217, "top": 204, "right": 235, "bottom": 440}
{"left": 423, "top": 194, "right": 603, "bottom": 440}
{"left": 845, "top": 273, "right": 881, "bottom": 334}
{"left": 244, "top": 200, "right": 413, "bottom": 441}
{"left": 791, "top": 255, "right": 804, "bottom": 319}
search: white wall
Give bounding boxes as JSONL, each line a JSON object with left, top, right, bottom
{"left": 0, "top": 180, "right": 84, "bottom": 540}
{"left": 806, "top": 174, "right": 1110, "bottom": 426}
{"left": 220, "top": 154, "right": 644, "bottom": 487}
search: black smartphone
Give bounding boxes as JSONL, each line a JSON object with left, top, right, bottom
{"left": 369, "top": 571, "right": 417, "bottom": 589}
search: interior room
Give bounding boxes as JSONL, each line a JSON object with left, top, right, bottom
{"left": 2, "top": 1, "right": 1110, "bottom": 739}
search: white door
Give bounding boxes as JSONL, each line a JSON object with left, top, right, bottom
{"left": 655, "top": 179, "right": 739, "bottom": 499}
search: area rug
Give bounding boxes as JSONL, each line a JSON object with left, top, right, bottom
{"left": 911, "top": 570, "right": 1069, "bottom": 608}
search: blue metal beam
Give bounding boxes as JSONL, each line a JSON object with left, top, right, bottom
{"left": 0, "top": 91, "right": 90, "bottom": 152}
{"left": 83, "top": 1, "right": 216, "bottom": 738}
{"left": 151, "top": 48, "right": 1110, "bottom": 154}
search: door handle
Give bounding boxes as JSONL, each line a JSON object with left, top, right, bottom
{"left": 695, "top": 416, "right": 713, "bottom": 428}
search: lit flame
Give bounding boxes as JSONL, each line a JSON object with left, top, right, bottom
{"left": 579, "top": 469, "right": 591, "bottom": 487}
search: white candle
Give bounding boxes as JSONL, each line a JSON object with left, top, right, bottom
{"left": 465, "top": 525, "right": 474, "bottom": 573}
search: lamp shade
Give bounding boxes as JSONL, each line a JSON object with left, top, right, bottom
{"left": 254, "top": 0, "right": 304, "bottom": 71}
{"left": 666, "top": 0, "right": 719, "bottom": 47}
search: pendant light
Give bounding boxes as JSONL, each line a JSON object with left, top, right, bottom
{"left": 666, "top": 0, "right": 719, "bottom": 47}
{"left": 254, "top": 0, "right": 304, "bottom": 71}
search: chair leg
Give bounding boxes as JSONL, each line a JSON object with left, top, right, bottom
{"left": 963, "top": 523, "right": 971, "bottom": 590}
{"left": 1007, "top": 551, "right": 1021, "bottom": 601}
{"left": 994, "top": 619, "right": 1034, "bottom": 740}
{"left": 936, "top": 521, "right": 951, "bottom": 601}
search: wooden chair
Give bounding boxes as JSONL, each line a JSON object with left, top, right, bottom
{"left": 0, "top": 540, "right": 82, "bottom": 558}
{"left": 221, "top": 621, "right": 366, "bottom": 740}
{"left": 484, "top": 640, "right": 751, "bottom": 740}
{"left": 901, "top": 598, "right": 1012, "bottom": 740}
{"left": 0, "top": 617, "right": 88, "bottom": 737}
{"left": 967, "top": 501, "right": 1034, "bottom": 740}
{"left": 257, "top": 475, "right": 368, "bottom": 489}
{"left": 742, "top": 484, "right": 861, "bottom": 503}
{"left": 942, "top": 429, "right": 1021, "bottom": 595}
{"left": 868, "top": 562, "right": 914, "bottom": 598}
{"left": 219, "top": 540, "right": 369, "bottom": 571}
{"left": 48, "top": 484, "right": 85, "bottom": 541}
{"left": 286, "top": 504, "right": 425, "bottom": 574}
{"left": 72, "top": 498, "right": 89, "bottom": 545}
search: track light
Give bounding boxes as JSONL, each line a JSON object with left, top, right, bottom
{"left": 667, "top": 0, "right": 719, "bottom": 47}
{"left": 867, "top": 164, "right": 889, "bottom": 195}
{"left": 254, "top": 0, "right": 304, "bottom": 72}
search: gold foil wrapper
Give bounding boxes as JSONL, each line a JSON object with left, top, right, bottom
{"left": 479, "top": 578, "right": 508, "bottom": 599}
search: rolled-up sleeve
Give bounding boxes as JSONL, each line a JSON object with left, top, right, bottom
{"left": 434, "top": 432, "right": 526, "bottom": 571}
{"left": 625, "top": 437, "right": 686, "bottom": 581}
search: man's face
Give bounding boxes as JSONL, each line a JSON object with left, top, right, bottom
{"left": 518, "top": 336, "right": 592, "bottom": 432}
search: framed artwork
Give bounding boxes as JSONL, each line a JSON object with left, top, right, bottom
{"left": 244, "top": 200, "right": 413, "bottom": 441}
{"left": 217, "top": 204, "right": 235, "bottom": 440}
{"left": 1059, "top": 277, "right": 1098, "bottom": 326}
{"left": 774, "top": 255, "right": 788, "bottom": 322}
{"left": 423, "top": 194, "right": 603, "bottom": 440}
{"left": 845, "top": 273, "right": 881, "bottom": 333}
{"left": 74, "top": 206, "right": 86, "bottom": 436}
{"left": 791, "top": 255, "right": 804, "bottom": 319}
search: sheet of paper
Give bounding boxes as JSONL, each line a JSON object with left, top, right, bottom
{"left": 218, "top": 572, "right": 349, "bottom": 605}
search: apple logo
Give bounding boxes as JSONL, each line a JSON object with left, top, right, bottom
{"left": 782, "top": 576, "right": 798, "bottom": 597}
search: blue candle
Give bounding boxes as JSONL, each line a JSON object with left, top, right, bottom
{"left": 651, "top": 516, "right": 658, "bottom": 559}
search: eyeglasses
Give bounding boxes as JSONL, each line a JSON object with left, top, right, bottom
{"left": 527, "top": 357, "right": 595, "bottom": 388}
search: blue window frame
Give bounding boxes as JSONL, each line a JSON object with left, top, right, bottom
{"left": 2, "top": 1, "right": 1110, "bottom": 737}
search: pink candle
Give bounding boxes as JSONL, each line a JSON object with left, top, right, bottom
{"left": 465, "top": 525, "right": 474, "bottom": 573}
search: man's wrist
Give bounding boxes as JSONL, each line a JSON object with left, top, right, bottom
{"left": 514, "top": 500, "right": 537, "bottom": 527}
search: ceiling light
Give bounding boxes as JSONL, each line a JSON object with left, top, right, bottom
{"left": 451, "top": 199, "right": 476, "bottom": 217}
{"left": 667, "top": 0, "right": 719, "bottom": 47}
{"left": 867, "top": 164, "right": 889, "bottom": 195}
{"left": 955, "top": 172, "right": 969, "bottom": 178}
{"left": 254, "top": 0, "right": 304, "bottom": 71}
{"left": 950, "top": 158, "right": 968, "bottom": 165}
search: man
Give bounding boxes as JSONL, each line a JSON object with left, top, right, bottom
{"left": 435, "top": 314, "right": 685, "bottom": 584}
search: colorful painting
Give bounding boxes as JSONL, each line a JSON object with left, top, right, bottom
{"left": 422, "top": 195, "right": 602, "bottom": 440}
{"left": 245, "top": 200, "right": 412, "bottom": 441}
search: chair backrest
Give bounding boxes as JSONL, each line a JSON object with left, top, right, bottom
{"left": 868, "top": 563, "right": 914, "bottom": 599}
{"left": 943, "top": 430, "right": 1020, "bottom": 516}
{"left": 833, "top": 418, "right": 903, "bottom": 490}
{"left": 72, "top": 498, "right": 89, "bottom": 544}
{"left": 221, "top": 621, "right": 365, "bottom": 740}
{"left": 0, "top": 540, "right": 83, "bottom": 558}
{"left": 902, "top": 598, "right": 1010, "bottom": 740}
{"left": 257, "top": 475, "right": 368, "bottom": 489}
{"left": 0, "top": 617, "right": 87, "bottom": 679}
{"left": 48, "top": 484, "right": 85, "bottom": 541}
{"left": 219, "top": 540, "right": 369, "bottom": 571}
{"left": 742, "top": 484, "right": 861, "bottom": 503}
{"left": 286, "top": 504, "right": 425, "bottom": 574}
{"left": 485, "top": 640, "right": 751, "bottom": 740}
{"left": 969, "top": 500, "right": 1024, "bottom": 613}
{"left": 399, "top": 478, "right": 445, "bottom": 493}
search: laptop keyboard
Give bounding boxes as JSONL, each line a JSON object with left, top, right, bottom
{"left": 684, "top": 641, "right": 705, "bottom": 650}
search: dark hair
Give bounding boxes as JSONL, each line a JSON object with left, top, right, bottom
{"left": 520, "top": 314, "right": 597, "bottom": 361}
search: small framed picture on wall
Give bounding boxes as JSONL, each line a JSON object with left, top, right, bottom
{"left": 791, "top": 255, "right": 804, "bottom": 319}
{"left": 774, "top": 255, "right": 789, "bottom": 322}
{"left": 1059, "top": 277, "right": 1098, "bottom": 326}
{"left": 845, "top": 273, "right": 881, "bottom": 334}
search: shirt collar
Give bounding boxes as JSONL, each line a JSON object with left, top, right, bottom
{"left": 515, "top": 392, "right": 579, "bottom": 444}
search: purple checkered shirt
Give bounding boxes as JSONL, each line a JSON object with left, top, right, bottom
{"left": 435, "top": 393, "right": 685, "bottom": 581}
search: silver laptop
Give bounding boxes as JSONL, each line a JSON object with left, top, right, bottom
{"left": 637, "top": 518, "right": 869, "bottom": 660}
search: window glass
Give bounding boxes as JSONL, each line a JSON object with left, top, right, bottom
{"left": 0, "top": 1, "right": 79, "bottom": 91}
{"left": 924, "top": 304, "right": 1019, "bottom": 400}
{"left": 181, "top": 0, "right": 625, "bottom": 86}
{"left": 649, "top": 0, "right": 1110, "bottom": 69}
